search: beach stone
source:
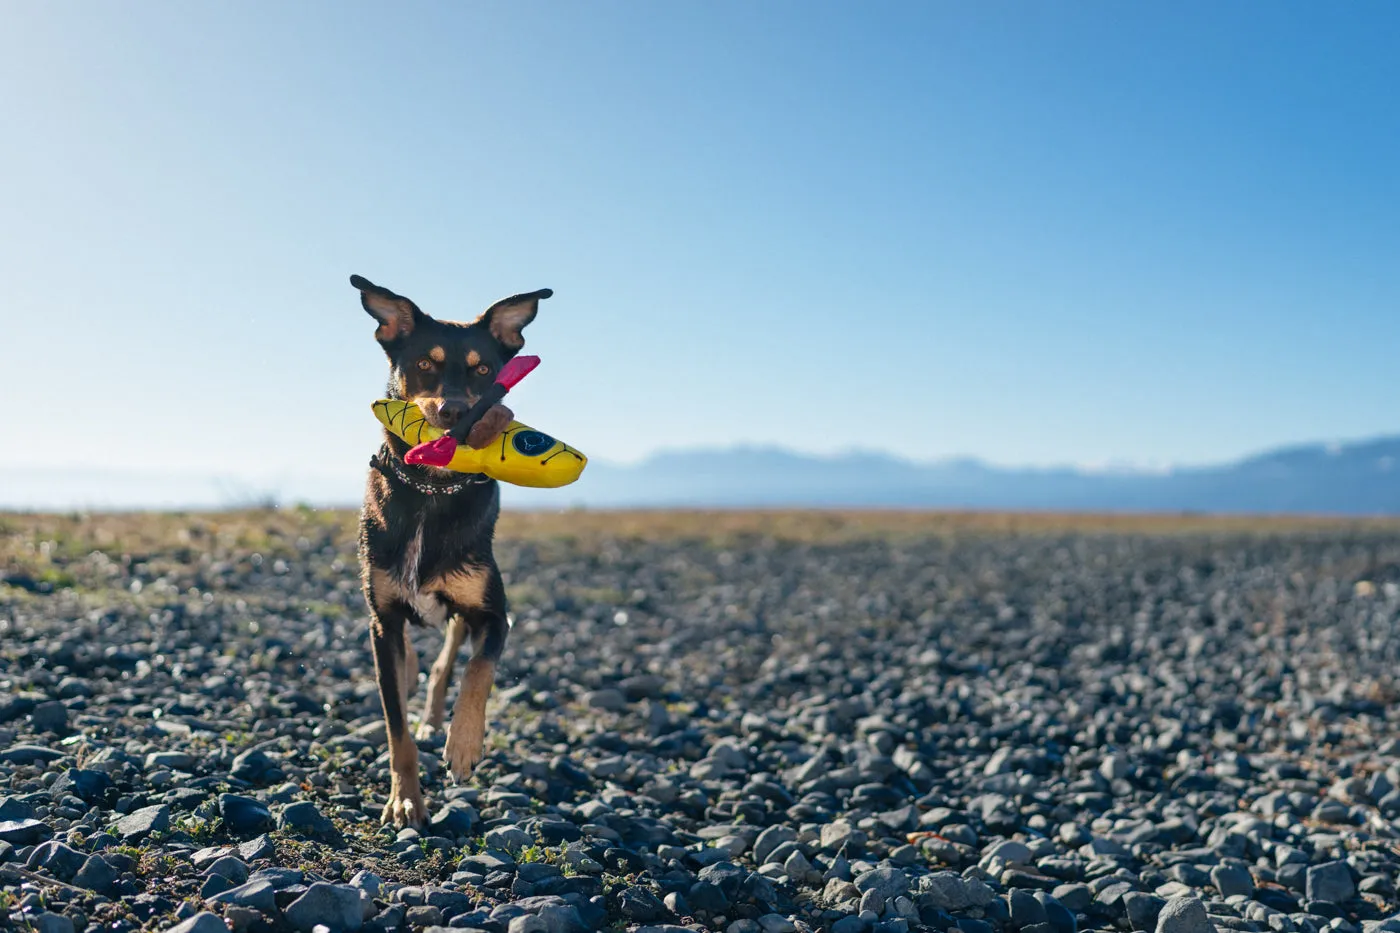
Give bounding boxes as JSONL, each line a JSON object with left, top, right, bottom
{"left": 219, "top": 794, "right": 273, "bottom": 836}
{"left": 164, "top": 914, "right": 230, "bottom": 933}
{"left": 116, "top": 804, "right": 170, "bottom": 841}
{"left": 73, "top": 853, "right": 120, "bottom": 894}
{"left": 284, "top": 882, "right": 364, "bottom": 932}
{"left": 277, "top": 801, "right": 342, "bottom": 843}
{"left": 210, "top": 880, "right": 278, "bottom": 913}
{"left": 1307, "top": 862, "right": 1355, "bottom": 904}
{"left": 855, "top": 867, "right": 910, "bottom": 901}
{"left": 1156, "top": 897, "right": 1215, "bottom": 933}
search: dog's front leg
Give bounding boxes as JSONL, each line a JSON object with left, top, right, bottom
{"left": 420, "top": 613, "right": 468, "bottom": 739}
{"left": 370, "top": 603, "right": 426, "bottom": 827}
{"left": 445, "top": 608, "right": 509, "bottom": 783}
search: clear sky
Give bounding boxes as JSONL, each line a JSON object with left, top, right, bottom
{"left": 3, "top": 1, "right": 1397, "bottom": 478}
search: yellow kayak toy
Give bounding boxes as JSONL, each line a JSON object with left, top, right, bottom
{"left": 372, "top": 399, "right": 587, "bottom": 488}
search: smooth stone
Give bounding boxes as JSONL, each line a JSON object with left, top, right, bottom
{"left": 31, "top": 915, "right": 75, "bottom": 933}
{"left": 1125, "top": 893, "right": 1168, "bottom": 931}
{"left": 1306, "top": 863, "right": 1355, "bottom": 905}
{"left": 73, "top": 853, "right": 120, "bottom": 894}
{"left": 1010, "top": 889, "right": 1050, "bottom": 927}
{"left": 0, "top": 745, "right": 65, "bottom": 764}
{"left": 50, "top": 768, "right": 114, "bottom": 804}
{"left": 278, "top": 801, "right": 342, "bottom": 842}
{"left": 206, "top": 855, "right": 251, "bottom": 884}
{"left": 284, "top": 882, "right": 365, "bottom": 932}
{"left": 116, "top": 804, "right": 170, "bottom": 842}
{"left": 0, "top": 818, "right": 50, "bottom": 845}
{"left": 219, "top": 794, "right": 273, "bottom": 836}
{"left": 1156, "top": 897, "right": 1215, "bottom": 933}
{"left": 209, "top": 880, "right": 279, "bottom": 914}
{"left": 238, "top": 834, "right": 276, "bottom": 861}
{"left": 1213, "top": 865, "right": 1255, "bottom": 899}
{"left": 855, "top": 867, "right": 911, "bottom": 901}
{"left": 754, "top": 825, "right": 798, "bottom": 865}
{"left": 986, "top": 840, "right": 1034, "bottom": 865}
{"left": 164, "top": 914, "right": 231, "bottom": 933}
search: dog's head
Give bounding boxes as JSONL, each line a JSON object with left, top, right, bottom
{"left": 351, "top": 274, "right": 550, "bottom": 431}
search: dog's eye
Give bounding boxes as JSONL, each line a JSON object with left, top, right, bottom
{"left": 416, "top": 359, "right": 433, "bottom": 372}
{"left": 476, "top": 364, "right": 491, "bottom": 376}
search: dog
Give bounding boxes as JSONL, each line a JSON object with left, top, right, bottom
{"left": 350, "top": 273, "right": 551, "bottom": 827}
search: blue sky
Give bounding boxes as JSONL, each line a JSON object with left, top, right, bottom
{"left": 3, "top": 1, "right": 1398, "bottom": 480}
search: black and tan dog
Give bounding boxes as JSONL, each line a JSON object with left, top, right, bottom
{"left": 351, "top": 273, "right": 550, "bottom": 826}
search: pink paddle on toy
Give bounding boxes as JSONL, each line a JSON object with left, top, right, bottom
{"left": 403, "top": 355, "right": 541, "bottom": 467}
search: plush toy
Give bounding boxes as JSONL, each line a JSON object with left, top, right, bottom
{"left": 371, "top": 355, "right": 587, "bottom": 488}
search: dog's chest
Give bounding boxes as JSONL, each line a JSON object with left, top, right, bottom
{"left": 393, "top": 521, "right": 449, "bottom": 627}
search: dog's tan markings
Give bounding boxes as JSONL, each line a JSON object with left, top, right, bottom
{"left": 369, "top": 567, "right": 401, "bottom": 611}
{"left": 428, "top": 566, "right": 489, "bottom": 609}
{"left": 429, "top": 346, "right": 445, "bottom": 363}
{"left": 382, "top": 727, "right": 426, "bottom": 826}
{"left": 418, "top": 613, "right": 468, "bottom": 739}
{"left": 466, "top": 350, "right": 480, "bottom": 367}
{"left": 445, "top": 656, "right": 495, "bottom": 781}
{"left": 401, "top": 625, "right": 418, "bottom": 721}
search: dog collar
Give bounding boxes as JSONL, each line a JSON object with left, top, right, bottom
{"left": 370, "top": 446, "right": 493, "bottom": 496}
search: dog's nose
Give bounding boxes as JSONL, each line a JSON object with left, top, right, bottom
{"left": 436, "top": 399, "right": 469, "bottom": 427}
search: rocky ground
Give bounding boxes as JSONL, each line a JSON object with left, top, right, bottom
{"left": 3, "top": 509, "right": 1400, "bottom": 933}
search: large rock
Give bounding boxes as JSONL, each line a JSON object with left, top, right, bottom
{"left": 230, "top": 748, "right": 283, "bottom": 784}
{"left": 163, "top": 914, "right": 230, "bottom": 933}
{"left": 73, "top": 853, "right": 120, "bottom": 894}
{"left": 50, "top": 768, "right": 114, "bottom": 805}
{"left": 209, "top": 880, "right": 278, "bottom": 913}
{"left": 29, "top": 700, "right": 69, "bottom": 733}
{"left": 1155, "top": 896, "right": 1214, "bottom": 933}
{"left": 116, "top": 805, "right": 171, "bottom": 842}
{"left": 0, "top": 745, "right": 65, "bottom": 764}
{"left": 0, "top": 796, "right": 37, "bottom": 821}
{"left": 854, "top": 866, "right": 911, "bottom": 902}
{"left": 753, "top": 825, "right": 798, "bottom": 865}
{"left": 27, "top": 840, "right": 86, "bottom": 880}
{"left": 30, "top": 914, "right": 75, "bottom": 933}
{"left": 284, "top": 882, "right": 364, "bottom": 932}
{"left": 0, "top": 818, "right": 48, "bottom": 846}
{"left": 1306, "top": 861, "right": 1355, "bottom": 904}
{"left": 277, "top": 801, "right": 343, "bottom": 843}
{"left": 219, "top": 794, "right": 273, "bottom": 836}
{"left": 205, "top": 855, "right": 250, "bottom": 884}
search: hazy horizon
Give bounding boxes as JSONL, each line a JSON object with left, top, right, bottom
{"left": 4, "top": 428, "right": 1397, "bottom": 513}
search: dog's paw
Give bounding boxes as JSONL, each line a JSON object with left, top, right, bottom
{"left": 444, "top": 719, "right": 486, "bottom": 782}
{"left": 414, "top": 721, "right": 441, "bottom": 741}
{"left": 381, "top": 786, "right": 427, "bottom": 828}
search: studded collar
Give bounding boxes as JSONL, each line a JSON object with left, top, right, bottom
{"left": 369, "top": 444, "right": 493, "bottom": 496}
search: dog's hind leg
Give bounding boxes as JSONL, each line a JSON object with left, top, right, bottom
{"left": 370, "top": 602, "right": 426, "bottom": 827}
{"left": 445, "top": 608, "right": 508, "bottom": 783}
{"left": 419, "top": 613, "right": 467, "bottom": 739}
{"left": 401, "top": 624, "right": 419, "bottom": 731}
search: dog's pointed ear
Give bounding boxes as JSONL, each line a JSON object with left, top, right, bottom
{"left": 350, "top": 274, "right": 423, "bottom": 343}
{"left": 476, "top": 288, "right": 551, "bottom": 350}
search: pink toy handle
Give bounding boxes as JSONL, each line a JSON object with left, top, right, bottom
{"left": 403, "top": 435, "right": 458, "bottom": 467}
{"left": 496, "top": 355, "right": 540, "bottom": 390}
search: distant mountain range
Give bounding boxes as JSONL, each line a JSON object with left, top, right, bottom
{"left": 508, "top": 434, "right": 1400, "bottom": 514}
{"left": 3, "top": 434, "right": 1399, "bottom": 514}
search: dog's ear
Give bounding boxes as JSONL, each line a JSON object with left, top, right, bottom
{"left": 476, "top": 289, "right": 551, "bottom": 350}
{"left": 350, "top": 274, "right": 423, "bottom": 343}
